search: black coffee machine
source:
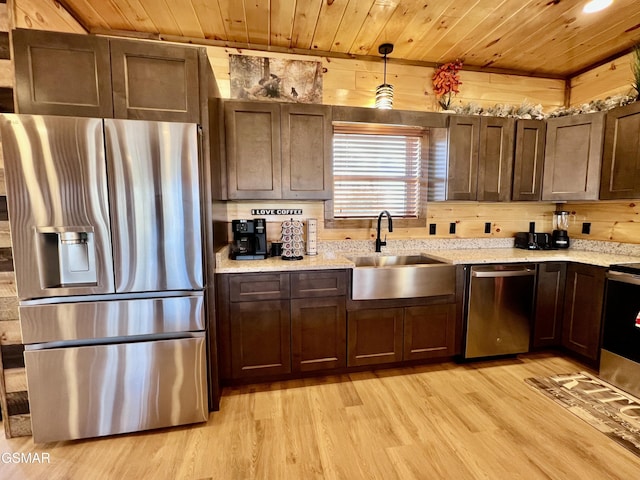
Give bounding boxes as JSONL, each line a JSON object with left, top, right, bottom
{"left": 230, "top": 219, "right": 267, "bottom": 260}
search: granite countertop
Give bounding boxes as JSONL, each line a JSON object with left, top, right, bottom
{"left": 215, "top": 247, "right": 354, "bottom": 273}
{"left": 421, "top": 248, "right": 640, "bottom": 267}
{"left": 215, "top": 243, "right": 640, "bottom": 273}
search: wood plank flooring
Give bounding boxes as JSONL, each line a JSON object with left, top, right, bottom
{"left": 1, "top": 352, "right": 640, "bottom": 479}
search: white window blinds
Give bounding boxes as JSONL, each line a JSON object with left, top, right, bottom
{"left": 333, "top": 123, "right": 423, "bottom": 218}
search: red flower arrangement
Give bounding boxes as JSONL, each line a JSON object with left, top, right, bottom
{"left": 432, "top": 59, "right": 463, "bottom": 110}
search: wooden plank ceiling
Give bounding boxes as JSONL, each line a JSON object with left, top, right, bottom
{"left": 58, "top": 0, "right": 640, "bottom": 78}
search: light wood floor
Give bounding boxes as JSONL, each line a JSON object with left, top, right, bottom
{"left": 2, "top": 352, "right": 640, "bottom": 479}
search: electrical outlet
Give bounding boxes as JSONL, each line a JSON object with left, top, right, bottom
{"left": 429, "top": 224, "right": 436, "bottom": 235}
{"left": 582, "top": 222, "right": 591, "bottom": 234}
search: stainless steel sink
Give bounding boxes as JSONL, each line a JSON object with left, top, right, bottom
{"left": 347, "top": 254, "right": 456, "bottom": 300}
{"left": 349, "top": 254, "right": 444, "bottom": 267}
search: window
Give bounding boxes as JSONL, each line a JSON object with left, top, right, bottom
{"left": 332, "top": 123, "right": 425, "bottom": 220}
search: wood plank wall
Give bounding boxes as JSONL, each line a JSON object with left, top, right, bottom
{"left": 0, "top": 0, "right": 29, "bottom": 438}
{"left": 204, "top": 46, "right": 566, "bottom": 113}
{"left": 570, "top": 52, "right": 636, "bottom": 107}
{"left": 221, "top": 200, "right": 557, "bottom": 243}
{"left": 563, "top": 201, "right": 640, "bottom": 244}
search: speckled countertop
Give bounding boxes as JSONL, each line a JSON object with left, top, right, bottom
{"left": 215, "top": 247, "right": 354, "bottom": 273}
{"left": 215, "top": 239, "right": 640, "bottom": 273}
{"left": 421, "top": 248, "right": 640, "bottom": 267}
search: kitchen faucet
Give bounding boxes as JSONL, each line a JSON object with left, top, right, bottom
{"left": 375, "top": 210, "right": 393, "bottom": 252}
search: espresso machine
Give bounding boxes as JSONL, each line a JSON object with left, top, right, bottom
{"left": 230, "top": 219, "right": 267, "bottom": 260}
{"left": 552, "top": 210, "right": 571, "bottom": 249}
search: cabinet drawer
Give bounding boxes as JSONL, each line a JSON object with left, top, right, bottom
{"left": 290, "top": 270, "right": 347, "bottom": 298}
{"left": 229, "top": 273, "right": 290, "bottom": 302}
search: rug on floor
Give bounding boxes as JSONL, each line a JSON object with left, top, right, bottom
{"left": 525, "top": 371, "right": 640, "bottom": 458}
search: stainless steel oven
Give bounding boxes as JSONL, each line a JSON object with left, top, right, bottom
{"left": 600, "top": 263, "right": 640, "bottom": 399}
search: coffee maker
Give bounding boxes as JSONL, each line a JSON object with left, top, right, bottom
{"left": 230, "top": 219, "right": 267, "bottom": 260}
{"left": 552, "top": 210, "right": 570, "bottom": 249}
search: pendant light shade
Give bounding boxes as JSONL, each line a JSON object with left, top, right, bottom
{"left": 375, "top": 43, "right": 394, "bottom": 109}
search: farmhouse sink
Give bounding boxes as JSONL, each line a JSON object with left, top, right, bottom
{"left": 347, "top": 254, "right": 456, "bottom": 300}
{"left": 349, "top": 254, "right": 444, "bottom": 267}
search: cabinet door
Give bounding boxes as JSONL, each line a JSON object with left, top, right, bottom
{"left": 230, "top": 299, "right": 291, "bottom": 378}
{"left": 12, "top": 29, "right": 113, "bottom": 117}
{"left": 512, "top": 119, "right": 546, "bottom": 201}
{"left": 533, "top": 262, "right": 566, "bottom": 348}
{"left": 224, "top": 101, "right": 282, "bottom": 199}
{"left": 477, "top": 117, "right": 515, "bottom": 202}
{"left": 600, "top": 102, "right": 640, "bottom": 199}
{"left": 542, "top": 112, "right": 605, "bottom": 201}
{"left": 447, "top": 115, "right": 480, "bottom": 200}
{"left": 562, "top": 263, "right": 606, "bottom": 361}
{"left": 347, "top": 308, "right": 403, "bottom": 366}
{"left": 110, "top": 39, "right": 200, "bottom": 123}
{"left": 404, "top": 304, "right": 456, "bottom": 361}
{"left": 281, "top": 104, "right": 333, "bottom": 199}
{"left": 291, "top": 297, "right": 346, "bottom": 372}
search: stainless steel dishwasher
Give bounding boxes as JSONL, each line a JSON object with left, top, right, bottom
{"left": 464, "top": 264, "right": 537, "bottom": 359}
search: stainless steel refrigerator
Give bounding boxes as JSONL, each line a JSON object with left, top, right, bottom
{"left": 0, "top": 114, "right": 208, "bottom": 443}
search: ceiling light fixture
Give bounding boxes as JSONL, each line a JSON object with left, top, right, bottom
{"left": 583, "top": 0, "right": 613, "bottom": 13}
{"left": 375, "top": 43, "right": 394, "bottom": 109}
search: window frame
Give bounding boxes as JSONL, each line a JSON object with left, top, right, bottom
{"left": 325, "top": 122, "right": 430, "bottom": 229}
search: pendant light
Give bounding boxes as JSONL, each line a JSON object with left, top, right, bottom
{"left": 375, "top": 43, "right": 394, "bottom": 109}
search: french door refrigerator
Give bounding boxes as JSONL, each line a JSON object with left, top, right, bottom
{"left": 0, "top": 114, "right": 208, "bottom": 443}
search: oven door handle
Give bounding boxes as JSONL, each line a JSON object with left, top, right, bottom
{"left": 606, "top": 270, "right": 640, "bottom": 286}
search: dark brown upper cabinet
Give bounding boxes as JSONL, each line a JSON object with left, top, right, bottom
{"left": 12, "top": 29, "right": 201, "bottom": 122}
{"left": 477, "top": 116, "right": 515, "bottom": 201}
{"left": 443, "top": 115, "right": 514, "bottom": 201}
{"left": 224, "top": 101, "right": 282, "bottom": 199}
{"left": 281, "top": 103, "right": 332, "bottom": 199}
{"left": 445, "top": 115, "right": 480, "bottom": 200}
{"left": 599, "top": 102, "right": 640, "bottom": 200}
{"left": 110, "top": 39, "right": 200, "bottom": 123}
{"left": 12, "top": 29, "right": 113, "bottom": 118}
{"left": 512, "top": 119, "right": 546, "bottom": 201}
{"left": 542, "top": 112, "right": 605, "bottom": 201}
{"left": 224, "top": 100, "right": 332, "bottom": 200}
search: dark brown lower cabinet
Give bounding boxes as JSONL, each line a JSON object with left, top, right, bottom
{"left": 220, "top": 269, "right": 460, "bottom": 381}
{"left": 230, "top": 299, "right": 291, "bottom": 378}
{"left": 404, "top": 304, "right": 457, "bottom": 360}
{"left": 219, "top": 270, "right": 348, "bottom": 381}
{"left": 533, "top": 262, "right": 566, "bottom": 347}
{"left": 291, "top": 297, "right": 346, "bottom": 372}
{"left": 347, "top": 308, "right": 404, "bottom": 367}
{"left": 561, "top": 263, "right": 606, "bottom": 361}
{"left": 347, "top": 304, "right": 458, "bottom": 366}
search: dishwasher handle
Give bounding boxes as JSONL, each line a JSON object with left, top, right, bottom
{"left": 471, "top": 267, "right": 536, "bottom": 278}
{"left": 606, "top": 270, "right": 640, "bottom": 286}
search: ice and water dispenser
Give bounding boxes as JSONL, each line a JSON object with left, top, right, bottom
{"left": 35, "top": 227, "right": 98, "bottom": 288}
